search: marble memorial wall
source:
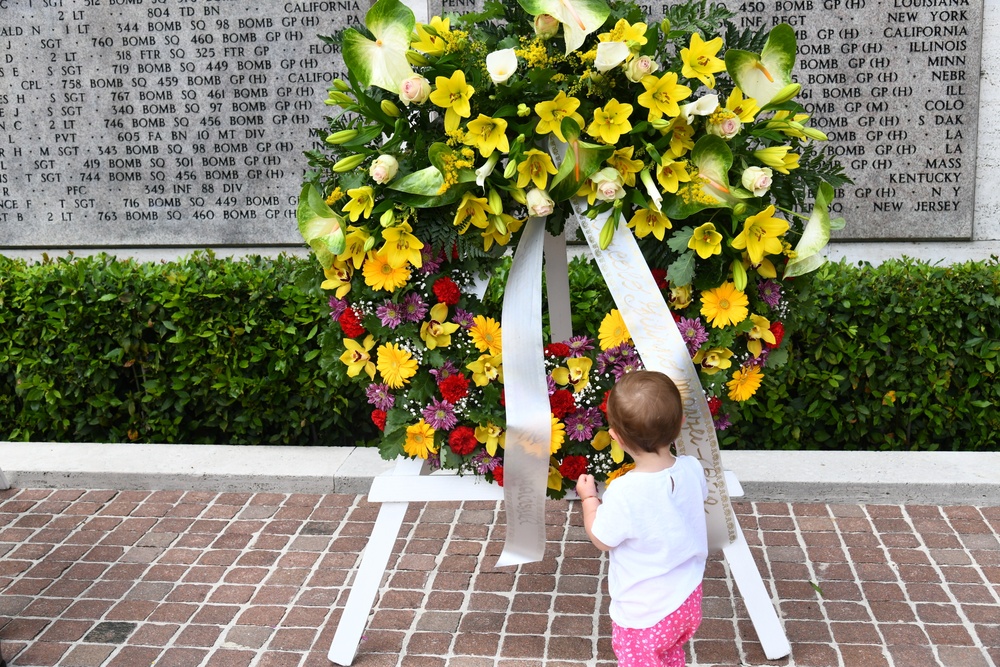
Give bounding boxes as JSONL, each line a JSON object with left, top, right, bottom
{"left": 0, "top": 0, "right": 985, "bottom": 248}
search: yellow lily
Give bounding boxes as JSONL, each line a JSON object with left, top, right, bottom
{"left": 475, "top": 423, "right": 505, "bottom": 455}
{"left": 637, "top": 72, "right": 691, "bottom": 122}
{"left": 342, "top": 186, "right": 375, "bottom": 222}
{"left": 321, "top": 259, "right": 353, "bottom": 298}
{"left": 587, "top": 99, "right": 633, "bottom": 145}
{"left": 464, "top": 114, "right": 510, "bottom": 157}
{"left": 731, "top": 205, "right": 789, "bottom": 265}
{"left": 429, "top": 69, "right": 474, "bottom": 132}
{"left": 680, "top": 32, "right": 726, "bottom": 89}
{"left": 534, "top": 91, "right": 585, "bottom": 142}
{"left": 516, "top": 149, "right": 558, "bottom": 190}
{"left": 379, "top": 222, "right": 424, "bottom": 269}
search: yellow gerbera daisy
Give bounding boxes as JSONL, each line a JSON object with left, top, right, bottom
{"left": 700, "top": 282, "right": 749, "bottom": 329}
{"left": 362, "top": 251, "right": 411, "bottom": 292}
{"left": 376, "top": 342, "right": 419, "bottom": 388}
{"left": 404, "top": 420, "right": 438, "bottom": 459}
{"left": 606, "top": 462, "right": 636, "bottom": 485}
{"left": 727, "top": 366, "right": 764, "bottom": 402}
{"left": 550, "top": 414, "right": 565, "bottom": 454}
{"left": 469, "top": 315, "right": 502, "bottom": 355}
{"left": 598, "top": 309, "right": 631, "bottom": 350}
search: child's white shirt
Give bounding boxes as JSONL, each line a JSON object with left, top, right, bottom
{"left": 590, "top": 454, "right": 709, "bottom": 629}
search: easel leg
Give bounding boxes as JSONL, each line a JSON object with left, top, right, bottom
{"left": 328, "top": 500, "right": 409, "bottom": 666}
{"left": 722, "top": 528, "right": 792, "bottom": 660}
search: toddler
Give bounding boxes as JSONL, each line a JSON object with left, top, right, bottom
{"left": 576, "top": 370, "right": 709, "bottom": 667}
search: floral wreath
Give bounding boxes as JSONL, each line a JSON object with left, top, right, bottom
{"left": 298, "top": 0, "right": 848, "bottom": 497}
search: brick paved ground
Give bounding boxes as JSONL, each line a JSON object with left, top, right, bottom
{"left": 0, "top": 487, "right": 997, "bottom": 666}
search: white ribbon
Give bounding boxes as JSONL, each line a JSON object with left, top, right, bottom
{"left": 496, "top": 216, "right": 552, "bottom": 567}
{"left": 572, "top": 204, "right": 738, "bottom": 550}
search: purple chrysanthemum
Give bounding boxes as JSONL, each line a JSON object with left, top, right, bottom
{"left": 597, "top": 343, "right": 634, "bottom": 375}
{"left": 365, "top": 383, "right": 395, "bottom": 412}
{"left": 744, "top": 347, "right": 770, "bottom": 368}
{"left": 328, "top": 296, "right": 348, "bottom": 322}
{"left": 452, "top": 308, "right": 475, "bottom": 329}
{"left": 565, "top": 407, "right": 602, "bottom": 442}
{"left": 426, "top": 450, "right": 442, "bottom": 471}
{"left": 419, "top": 246, "right": 444, "bottom": 275}
{"left": 472, "top": 449, "right": 500, "bottom": 474}
{"left": 714, "top": 413, "right": 732, "bottom": 430}
{"left": 422, "top": 398, "right": 458, "bottom": 430}
{"left": 430, "top": 360, "right": 460, "bottom": 382}
{"left": 566, "top": 335, "right": 595, "bottom": 357}
{"left": 613, "top": 350, "right": 645, "bottom": 380}
{"left": 401, "top": 293, "right": 428, "bottom": 323}
{"left": 757, "top": 279, "right": 783, "bottom": 309}
{"left": 678, "top": 317, "right": 709, "bottom": 357}
{"left": 547, "top": 375, "right": 557, "bottom": 395}
{"left": 376, "top": 300, "right": 404, "bottom": 329}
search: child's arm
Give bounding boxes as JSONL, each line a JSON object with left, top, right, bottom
{"left": 576, "top": 474, "right": 611, "bottom": 552}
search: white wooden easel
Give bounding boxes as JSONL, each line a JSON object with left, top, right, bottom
{"left": 326, "top": 458, "right": 791, "bottom": 665}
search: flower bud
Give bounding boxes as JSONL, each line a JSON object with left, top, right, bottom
{"left": 363, "top": 235, "right": 377, "bottom": 252}
{"left": 510, "top": 188, "right": 527, "bottom": 205}
{"left": 624, "top": 55, "right": 659, "bottom": 83}
{"left": 740, "top": 166, "right": 773, "bottom": 197}
{"left": 802, "top": 127, "right": 828, "bottom": 141}
{"left": 327, "top": 91, "right": 354, "bottom": 106}
{"left": 333, "top": 154, "right": 366, "bottom": 173}
{"left": 492, "top": 215, "right": 508, "bottom": 235}
{"left": 488, "top": 189, "right": 503, "bottom": 215}
{"left": 599, "top": 217, "right": 616, "bottom": 250}
{"left": 405, "top": 50, "right": 431, "bottom": 66}
{"left": 325, "top": 129, "right": 359, "bottom": 145}
{"left": 332, "top": 79, "right": 351, "bottom": 92}
{"left": 731, "top": 259, "right": 748, "bottom": 291}
{"left": 534, "top": 13, "right": 559, "bottom": 39}
{"left": 768, "top": 83, "right": 801, "bottom": 105}
{"left": 733, "top": 202, "right": 748, "bottom": 216}
{"left": 503, "top": 159, "right": 518, "bottom": 179}
{"left": 380, "top": 100, "right": 401, "bottom": 118}
{"left": 379, "top": 210, "right": 395, "bottom": 228}
{"left": 526, "top": 188, "right": 554, "bottom": 217}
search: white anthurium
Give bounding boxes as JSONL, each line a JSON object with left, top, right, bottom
{"left": 785, "top": 182, "right": 840, "bottom": 278}
{"left": 342, "top": 0, "right": 415, "bottom": 94}
{"left": 486, "top": 48, "right": 518, "bottom": 84}
{"left": 679, "top": 94, "right": 719, "bottom": 125}
{"left": 594, "top": 41, "right": 629, "bottom": 73}
{"left": 476, "top": 153, "right": 500, "bottom": 187}
{"left": 639, "top": 168, "right": 662, "bottom": 211}
{"left": 725, "top": 23, "right": 798, "bottom": 107}
{"left": 517, "top": 0, "right": 610, "bottom": 54}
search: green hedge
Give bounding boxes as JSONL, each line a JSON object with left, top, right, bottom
{"left": 0, "top": 252, "right": 371, "bottom": 445}
{"left": 1, "top": 253, "right": 997, "bottom": 450}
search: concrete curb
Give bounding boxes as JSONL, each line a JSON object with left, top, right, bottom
{"left": 1, "top": 442, "right": 998, "bottom": 505}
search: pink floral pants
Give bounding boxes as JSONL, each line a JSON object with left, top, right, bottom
{"left": 611, "top": 584, "right": 703, "bottom": 667}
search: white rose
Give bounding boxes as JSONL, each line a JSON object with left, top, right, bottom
{"left": 369, "top": 155, "right": 399, "bottom": 184}
{"left": 486, "top": 48, "right": 518, "bottom": 85}
{"left": 590, "top": 167, "right": 626, "bottom": 202}
{"left": 534, "top": 14, "right": 559, "bottom": 39}
{"left": 741, "top": 166, "right": 773, "bottom": 197}
{"left": 594, "top": 41, "right": 630, "bottom": 73}
{"left": 679, "top": 94, "right": 719, "bottom": 125}
{"left": 707, "top": 114, "right": 742, "bottom": 139}
{"left": 398, "top": 75, "right": 431, "bottom": 106}
{"left": 526, "top": 188, "right": 555, "bottom": 217}
{"left": 624, "top": 55, "right": 659, "bottom": 83}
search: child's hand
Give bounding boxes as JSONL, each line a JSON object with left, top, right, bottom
{"left": 576, "top": 474, "right": 597, "bottom": 499}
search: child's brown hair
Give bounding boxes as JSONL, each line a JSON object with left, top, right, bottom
{"left": 606, "top": 370, "right": 683, "bottom": 453}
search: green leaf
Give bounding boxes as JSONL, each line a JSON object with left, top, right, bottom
{"left": 667, "top": 227, "right": 694, "bottom": 254}
{"left": 549, "top": 139, "right": 614, "bottom": 202}
{"left": 342, "top": 0, "right": 416, "bottom": 93}
{"left": 666, "top": 251, "right": 695, "bottom": 286}
{"left": 724, "top": 24, "right": 796, "bottom": 107}
{"left": 517, "top": 0, "right": 610, "bottom": 54}
{"left": 662, "top": 136, "right": 735, "bottom": 219}
{"left": 297, "top": 184, "right": 346, "bottom": 269}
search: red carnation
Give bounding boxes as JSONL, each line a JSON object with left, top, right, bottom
{"left": 559, "top": 455, "right": 588, "bottom": 481}
{"left": 550, "top": 389, "right": 577, "bottom": 419}
{"left": 492, "top": 465, "right": 504, "bottom": 487}
{"left": 432, "top": 277, "right": 461, "bottom": 306}
{"left": 448, "top": 426, "right": 478, "bottom": 455}
{"left": 371, "top": 409, "right": 387, "bottom": 431}
{"left": 672, "top": 311, "right": 682, "bottom": 323}
{"left": 544, "top": 342, "right": 572, "bottom": 358}
{"left": 707, "top": 396, "right": 721, "bottom": 417}
{"left": 500, "top": 390, "right": 505, "bottom": 406}
{"left": 767, "top": 321, "right": 785, "bottom": 349}
{"left": 651, "top": 268, "right": 668, "bottom": 290}
{"left": 599, "top": 389, "right": 612, "bottom": 415}
{"left": 339, "top": 308, "right": 366, "bottom": 338}
{"left": 439, "top": 374, "right": 470, "bottom": 403}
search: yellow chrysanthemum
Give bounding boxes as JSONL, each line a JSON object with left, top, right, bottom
{"left": 380, "top": 222, "right": 424, "bottom": 269}
{"left": 376, "top": 342, "right": 419, "bottom": 388}
{"left": 587, "top": 99, "right": 633, "bottom": 145}
{"left": 700, "top": 282, "right": 749, "bottom": 329}
{"left": 727, "top": 366, "right": 764, "bottom": 402}
{"left": 550, "top": 415, "right": 565, "bottom": 455}
{"left": 516, "top": 149, "right": 558, "bottom": 190}
{"left": 339, "top": 335, "right": 376, "bottom": 380}
{"left": 362, "top": 251, "right": 411, "bottom": 292}
{"left": 598, "top": 309, "right": 631, "bottom": 350}
{"left": 342, "top": 186, "right": 375, "bottom": 222}
{"left": 404, "top": 420, "right": 438, "bottom": 459}
{"left": 469, "top": 315, "right": 502, "bottom": 355}
{"left": 680, "top": 32, "right": 726, "bottom": 89}
{"left": 534, "top": 91, "right": 585, "bottom": 142}
{"left": 688, "top": 222, "right": 723, "bottom": 259}
{"left": 628, "top": 208, "right": 672, "bottom": 241}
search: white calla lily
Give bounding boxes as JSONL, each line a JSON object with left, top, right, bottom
{"left": 486, "top": 48, "right": 518, "bottom": 84}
